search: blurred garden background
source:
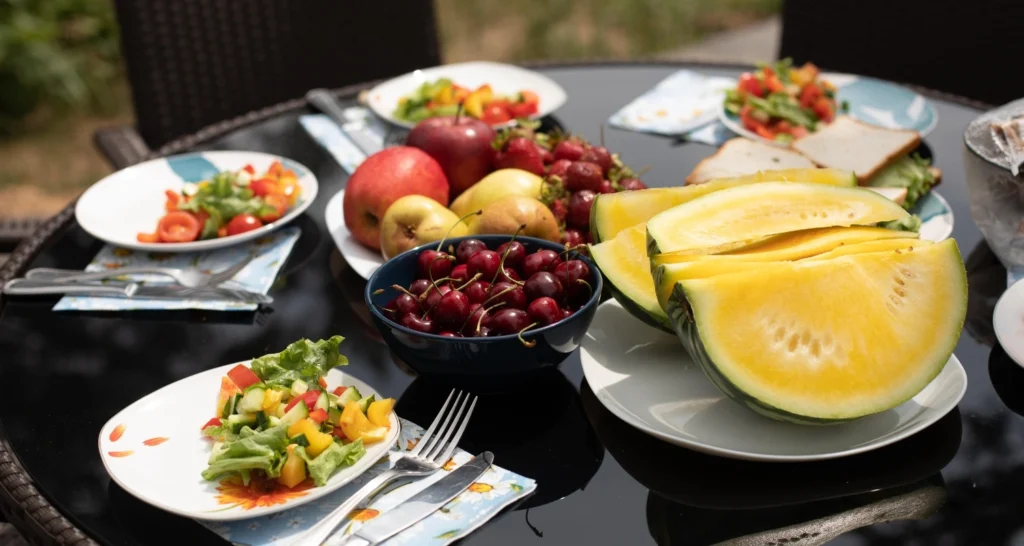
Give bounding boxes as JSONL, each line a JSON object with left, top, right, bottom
{"left": 0, "top": 0, "right": 780, "bottom": 219}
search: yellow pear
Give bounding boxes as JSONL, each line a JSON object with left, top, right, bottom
{"left": 473, "top": 196, "right": 560, "bottom": 242}
{"left": 450, "top": 169, "right": 544, "bottom": 218}
{"left": 380, "top": 195, "right": 470, "bottom": 259}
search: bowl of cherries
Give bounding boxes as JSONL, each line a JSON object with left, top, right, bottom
{"left": 365, "top": 233, "right": 602, "bottom": 379}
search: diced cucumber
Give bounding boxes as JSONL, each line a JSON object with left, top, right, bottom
{"left": 280, "top": 401, "right": 309, "bottom": 428}
{"left": 327, "top": 392, "right": 339, "bottom": 405}
{"left": 357, "top": 394, "right": 376, "bottom": 414}
{"left": 289, "top": 434, "right": 310, "bottom": 447}
{"left": 254, "top": 411, "right": 269, "bottom": 429}
{"left": 290, "top": 379, "right": 309, "bottom": 398}
{"left": 268, "top": 416, "right": 281, "bottom": 427}
{"left": 335, "top": 386, "right": 361, "bottom": 408}
{"left": 321, "top": 422, "right": 335, "bottom": 434}
{"left": 227, "top": 413, "right": 257, "bottom": 433}
{"left": 327, "top": 407, "right": 342, "bottom": 427}
{"left": 314, "top": 391, "right": 330, "bottom": 412}
{"left": 238, "top": 387, "right": 266, "bottom": 413}
{"left": 221, "top": 393, "right": 242, "bottom": 419}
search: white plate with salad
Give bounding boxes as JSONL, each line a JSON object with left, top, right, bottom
{"left": 76, "top": 151, "right": 319, "bottom": 253}
{"left": 98, "top": 337, "right": 399, "bottom": 521}
{"left": 718, "top": 59, "right": 936, "bottom": 147}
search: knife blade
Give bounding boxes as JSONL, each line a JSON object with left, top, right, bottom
{"left": 344, "top": 452, "right": 494, "bottom": 546}
{"left": 306, "top": 88, "right": 385, "bottom": 157}
{"left": 2, "top": 278, "right": 273, "bottom": 304}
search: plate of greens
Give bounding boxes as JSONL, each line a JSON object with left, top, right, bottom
{"left": 98, "top": 337, "right": 399, "bottom": 520}
{"left": 76, "top": 151, "right": 319, "bottom": 252}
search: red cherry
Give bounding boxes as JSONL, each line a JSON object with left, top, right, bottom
{"left": 567, "top": 190, "right": 596, "bottom": 228}
{"left": 417, "top": 250, "right": 453, "bottom": 280}
{"left": 409, "top": 279, "right": 432, "bottom": 296}
{"left": 524, "top": 271, "right": 563, "bottom": 301}
{"left": 527, "top": 297, "right": 563, "bottom": 326}
{"left": 421, "top": 283, "right": 452, "bottom": 311}
{"left": 456, "top": 239, "right": 487, "bottom": 264}
{"left": 466, "top": 250, "right": 501, "bottom": 281}
{"left": 463, "top": 281, "right": 491, "bottom": 304}
{"left": 487, "top": 308, "right": 532, "bottom": 335}
{"left": 561, "top": 229, "right": 585, "bottom": 248}
{"left": 497, "top": 267, "right": 521, "bottom": 283}
{"left": 496, "top": 241, "right": 527, "bottom": 270}
{"left": 438, "top": 331, "right": 460, "bottom": 337}
{"left": 564, "top": 162, "right": 604, "bottom": 193}
{"left": 476, "top": 326, "right": 495, "bottom": 337}
{"left": 431, "top": 290, "right": 471, "bottom": 327}
{"left": 620, "top": 178, "right": 648, "bottom": 191}
{"left": 553, "top": 259, "right": 592, "bottom": 307}
{"left": 389, "top": 293, "right": 420, "bottom": 317}
{"left": 553, "top": 140, "right": 585, "bottom": 162}
{"left": 450, "top": 264, "right": 469, "bottom": 285}
{"left": 522, "top": 249, "right": 563, "bottom": 277}
{"left": 580, "top": 146, "right": 613, "bottom": 174}
{"left": 561, "top": 308, "right": 573, "bottom": 319}
{"left": 540, "top": 148, "right": 555, "bottom": 164}
{"left": 548, "top": 159, "right": 572, "bottom": 178}
{"left": 400, "top": 313, "right": 435, "bottom": 333}
{"left": 463, "top": 303, "right": 486, "bottom": 336}
{"left": 549, "top": 199, "right": 568, "bottom": 224}
{"left": 598, "top": 180, "right": 615, "bottom": 194}
{"left": 487, "top": 281, "right": 526, "bottom": 310}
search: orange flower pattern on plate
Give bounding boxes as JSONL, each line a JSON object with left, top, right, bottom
{"left": 442, "top": 458, "right": 457, "bottom": 471}
{"left": 142, "top": 437, "right": 169, "bottom": 446}
{"left": 348, "top": 508, "right": 379, "bottom": 522}
{"left": 108, "top": 450, "right": 133, "bottom": 457}
{"left": 109, "top": 424, "right": 126, "bottom": 442}
{"left": 467, "top": 482, "right": 493, "bottom": 493}
{"left": 215, "top": 476, "right": 313, "bottom": 510}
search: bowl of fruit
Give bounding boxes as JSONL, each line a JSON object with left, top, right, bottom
{"left": 364, "top": 234, "right": 602, "bottom": 380}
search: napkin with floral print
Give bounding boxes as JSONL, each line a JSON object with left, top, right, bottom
{"left": 200, "top": 418, "right": 535, "bottom": 546}
{"left": 51, "top": 227, "right": 299, "bottom": 312}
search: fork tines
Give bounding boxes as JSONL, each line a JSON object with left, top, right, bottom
{"left": 410, "top": 389, "right": 478, "bottom": 464}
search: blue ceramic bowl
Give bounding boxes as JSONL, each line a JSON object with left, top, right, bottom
{"left": 365, "top": 235, "right": 603, "bottom": 379}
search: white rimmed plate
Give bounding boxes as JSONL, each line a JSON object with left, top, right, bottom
{"left": 580, "top": 299, "right": 967, "bottom": 462}
{"left": 98, "top": 364, "right": 398, "bottom": 521}
{"left": 365, "top": 61, "right": 567, "bottom": 129}
{"left": 994, "top": 279, "right": 1024, "bottom": 367}
{"left": 719, "top": 72, "right": 937, "bottom": 146}
{"left": 76, "top": 151, "right": 319, "bottom": 253}
{"left": 325, "top": 189, "right": 385, "bottom": 280}
{"left": 918, "top": 191, "right": 954, "bottom": 242}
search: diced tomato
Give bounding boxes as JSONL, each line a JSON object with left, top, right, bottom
{"left": 260, "top": 194, "right": 288, "bottom": 223}
{"left": 227, "top": 364, "right": 261, "bottom": 389}
{"left": 754, "top": 125, "right": 776, "bottom": 139}
{"left": 762, "top": 66, "right": 775, "bottom": 79}
{"left": 164, "top": 190, "right": 181, "bottom": 212}
{"left": 518, "top": 90, "right": 539, "bottom": 105}
{"left": 799, "top": 83, "right": 824, "bottom": 108}
{"left": 226, "top": 213, "right": 263, "bottom": 236}
{"left": 791, "top": 126, "right": 810, "bottom": 139}
{"left": 242, "top": 164, "right": 256, "bottom": 175}
{"left": 812, "top": 97, "right": 835, "bottom": 122}
{"left": 309, "top": 408, "right": 328, "bottom": 424}
{"left": 267, "top": 161, "right": 284, "bottom": 177}
{"left": 480, "top": 104, "right": 512, "bottom": 125}
{"left": 201, "top": 417, "right": 222, "bottom": 430}
{"left": 508, "top": 101, "right": 537, "bottom": 119}
{"left": 249, "top": 178, "right": 280, "bottom": 197}
{"left": 156, "top": 211, "right": 202, "bottom": 243}
{"left": 318, "top": 377, "right": 328, "bottom": 389}
{"left": 332, "top": 386, "right": 348, "bottom": 396}
{"left": 764, "top": 74, "right": 784, "bottom": 93}
{"left": 774, "top": 120, "right": 793, "bottom": 133}
{"left": 331, "top": 427, "right": 346, "bottom": 440}
{"left": 284, "top": 389, "right": 323, "bottom": 413}
{"left": 737, "top": 73, "right": 765, "bottom": 97}
{"left": 739, "top": 104, "right": 764, "bottom": 132}
{"left": 217, "top": 227, "right": 228, "bottom": 238}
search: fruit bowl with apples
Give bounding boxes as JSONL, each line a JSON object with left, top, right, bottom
{"left": 364, "top": 234, "right": 602, "bottom": 382}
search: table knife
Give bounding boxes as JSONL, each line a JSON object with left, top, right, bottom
{"left": 343, "top": 452, "right": 494, "bottom": 546}
{"left": 306, "top": 88, "right": 385, "bottom": 157}
{"left": 1, "top": 279, "right": 273, "bottom": 304}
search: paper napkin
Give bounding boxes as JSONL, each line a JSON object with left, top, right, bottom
{"left": 200, "top": 418, "right": 536, "bottom": 546}
{"left": 607, "top": 70, "right": 737, "bottom": 144}
{"left": 52, "top": 227, "right": 300, "bottom": 312}
{"left": 299, "top": 106, "right": 397, "bottom": 174}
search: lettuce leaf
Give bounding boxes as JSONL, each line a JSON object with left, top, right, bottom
{"left": 295, "top": 440, "right": 366, "bottom": 486}
{"left": 250, "top": 336, "right": 348, "bottom": 389}
{"left": 869, "top": 154, "right": 937, "bottom": 210}
{"left": 201, "top": 425, "right": 289, "bottom": 481}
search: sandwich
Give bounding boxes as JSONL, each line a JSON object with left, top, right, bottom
{"left": 685, "top": 138, "right": 816, "bottom": 185}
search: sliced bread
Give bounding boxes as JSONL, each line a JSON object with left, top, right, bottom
{"left": 685, "top": 138, "right": 816, "bottom": 185}
{"left": 791, "top": 116, "right": 921, "bottom": 182}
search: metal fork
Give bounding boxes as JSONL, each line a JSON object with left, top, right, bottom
{"left": 291, "top": 390, "right": 478, "bottom": 546}
{"left": 23, "top": 253, "right": 255, "bottom": 288}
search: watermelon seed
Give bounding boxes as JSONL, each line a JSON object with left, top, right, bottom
{"left": 774, "top": 327, "right": 786, "bottom": 342}
{"left": 799, "top": 213, "right": 808, "bottom": 220}
{"left": 810, "top": 339, "right": 822, "bottom": 358}
{"left": 894, "top": 287, "right": 906, "bottom": 298}
{"left": 847, "top": 212, "right": 855, "bottom": 219}
{"left": 894, "top": 276, "right": 905, "bottom": 286}
{"left": 787, "top": 334, "right": 799, "bottom": 352}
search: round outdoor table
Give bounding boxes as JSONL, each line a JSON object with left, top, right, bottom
{"left": 0, "top": 62, "right": 1014, "bottom": 546}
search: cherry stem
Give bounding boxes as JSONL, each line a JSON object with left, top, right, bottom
{"left": 492, "top": 224, "right": 527, "bottom": 285}
{"left": 560, "top": 243, "right": 587, "bottom": 263}
{"left": 575, "top": 278, "right": 594, "bottom": 300}
{"left": 391, "top": 284, "right": 417, "bottom": 298}
{"left": 483, "top": 285, "right": 515, "bottom": 306}
{"left": 436, "top": 210, "right": 482, "bottom": 251}
{"left": 418, "top": 277, "right": 452, "bottom": 302}
{"left": 376, "top": 303, "right": 396, "bottom": 316}
{"left": 372, "top": 288, "right": 385, "bottom": 295}
{"left": 470, "top": 301, "right": 506, "bottom": 335}
{"left": 428, "top": 255, "right": 456, "bottom": 285}
{"left": 454, "top": 272, "right": 482, "bottom": 292}
{"left": 455, "top": 102, "right": 464, "bottom": 125}
{"left": 518, "top": 322, "right": 538, "bottom": 348}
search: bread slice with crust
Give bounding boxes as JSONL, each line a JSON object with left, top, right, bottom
{"left": 685, "top": 138, "right": 816, "bottom": 185}
{"left": 791, "top": 116, "right": 921, "bottom": 183}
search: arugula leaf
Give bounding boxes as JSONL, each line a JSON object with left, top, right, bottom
{"left": 295, "top": 440, "right": 366, "bottom": 486}
{"left": 250, "top": 336, "right": 348, "bottom": 389}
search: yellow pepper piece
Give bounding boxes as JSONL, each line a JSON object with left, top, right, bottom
{"left": 278, "top": 445, "right": 307, "bottom": 488}
{"left": 367, "top": 398, "right": 394, "bottom": 428}
{"left": 262, "top": 389, "right": 283, "bottom": 412}
{"left": 463, "top": 91, "right": 485, "bottom": 118}
{"left": 359, "top": 427, "right": 389, "bottom": 444}
{"left": 340, "top": 401, "right": 387, "bottom": 444}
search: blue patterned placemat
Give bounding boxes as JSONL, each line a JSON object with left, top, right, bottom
{"left": 52, "top": 227, "right": 300, "bottom": 312}
{"left": 200, "top": 418, "right": 536, "bottom": 546}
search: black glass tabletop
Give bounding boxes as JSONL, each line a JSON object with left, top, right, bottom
{"left": 0, "top": 64, "right": 1014, "bottom": 546}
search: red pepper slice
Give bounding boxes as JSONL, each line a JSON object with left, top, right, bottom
{"left": 201, "top": 417, "right": 222, "bottom": 430}
{"left": 309, "top": 408, "right": 328, "bottom": 424}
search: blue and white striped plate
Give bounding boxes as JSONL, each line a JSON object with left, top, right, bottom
{"left": 719, "top": 72, "right": 938, "bottom": 146}
{"left": 75, "top": 151, "right": 318, "bottom": 253}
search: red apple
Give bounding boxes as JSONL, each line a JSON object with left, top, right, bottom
{"left": 406, "top": 116, "right": 496, "bottom": 200}
{"left": 343, "top": 146, "right": 449, "bottom": 250}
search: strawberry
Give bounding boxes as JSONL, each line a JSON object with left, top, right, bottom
{"left": 549, "top": 198, "right": 569, "bottom": 224}
{"left": 620, "top": 178, "right": 648, "bottom": 191}
{"left": 547, "top": 159, "right": 572, "bottom": 178}
{"left": 494, "top": 137, "right": 545, "bottom": 175}
{"left": 598, "top": 180, "right": 615, "bottom": 194}
{"left": 553, "top": 140, "right": 586, "bottom": 162}
{"left": 564, "top": 162, "right": 604, "bottom": 193}
{"left": 580, "top": 146, "right": 613, "bottom": 174}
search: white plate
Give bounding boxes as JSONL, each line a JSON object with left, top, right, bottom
{"left": 918, "top": 190, "right": 954, "bottom": 243}
{"left": 580, "top": 299, "right": 967, "bottom": 462}
{"left": 98, "top": 363, "right": 398, "bottom": 520}
{"left": 325, "top": 189, "right": 385, "bottom": 280}
{"left": 718, "top": 72, "right": 938, "bottom": 147}
{"left": 994, "top": 279, "right": 1024, "bottom": 367}
{"left": 365, "top": 61, "right": 568, "bottom": 129}
{"left": 76, "top": 151, "right": 319, "bottom": 253}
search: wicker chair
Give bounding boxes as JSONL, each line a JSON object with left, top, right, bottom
{"left": 779, "top": 0, "right": 1014, "bottom": 107}
{"left": 94, "top": 0, "right": 441, "bottom": 169}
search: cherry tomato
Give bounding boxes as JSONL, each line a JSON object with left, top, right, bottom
{"left": 260, "top": 194, "right": 288, "bottom": 223}
{"left": 249, "top": 178, "right": 279, "bottom": 197}
{"left": 799, "top": 83, "right": 824, "bottom": 108}
{"left": 136, "top": 232, "right": 160, "bottom": 243}
{"left": 812, "top": 97, "right": 835, "bottom": 123}
{"left": 764, "top": 74, "right": 784, "bottom": 93}
{"left": 164, "top": 190, "right": 180, "bottom": 212}
{"left": 309, "top": 408, "right": 328, "bottom": 424}
{"left": 242, "top": 164, "right": 256, "bottom": 175}
{"left": 217, "top": 227, "right": 228, "bottom": 238}
{"left": 774, "top": 120, "right": 793, "bottom": 133}
{"left": 227, "top": 364, "right": 262, "bottom": 389}
{"left": 518, "top": 90, "right": 539, "bottom": 105}
{"left": 754, "top": 125, "right": 776, "bottom": 139}
{"left": 226, "top": 213, "right": 263, "bottom": 236}
{"left": 267, "top": 160, "right": 284, "bottom": 177}
{"left": 739, "top": 104, "right": 765, "bottom": 132}
{"left": 156, "top": 211, "right": 201, "bottom": 243}
{"left": 738, "top": 73, "right": 765, "bottom": 97}
{"left": 481, "top": 104, "right": 512, "bottom": 124}
{"left": 508, "top": 101, "right": 537, "bottom": 119}
{"left": 201, "top": 417, "right": 222, "bottom": 430}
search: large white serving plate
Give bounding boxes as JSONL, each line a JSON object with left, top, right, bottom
{"left": 366, "top": 61, "right": 567, "bottom": 129}
{"left": 98, "top": 363, "right": 398, "bottom": 520}
{"left": 325, "top": 189, "right": 384, "bottom": 280}
{"left": 580, "top": 299, "right": 967, "bottom": 462}
{"left": 76, "top": 151, "right": 318, "bottom": 253}
{"left": 995, "top": 278, "right": 1024, "bottom": 368}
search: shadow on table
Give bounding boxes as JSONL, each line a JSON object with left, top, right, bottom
{"left": 965, "top": 239, "right": 1008, "bottom": 347}
{"left": 108, "top": 481, "right": 224, "bottom": 545}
